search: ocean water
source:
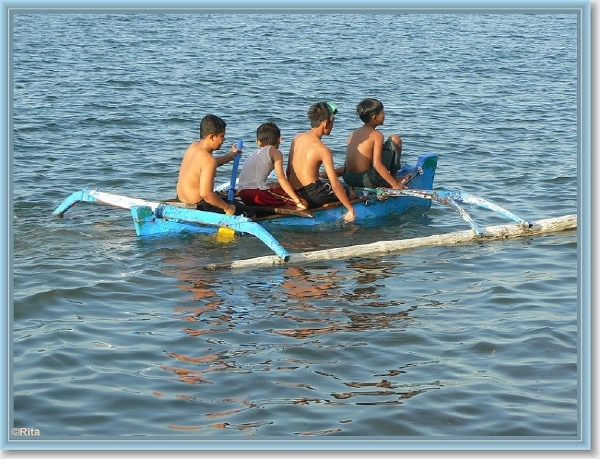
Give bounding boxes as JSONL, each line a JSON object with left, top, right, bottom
{"left": 10, "top": 11, "right": 584, "bottom": 450}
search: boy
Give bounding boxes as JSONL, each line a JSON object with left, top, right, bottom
{"left": 342, "top": 98, "right": 409, "bottom": 189}
{"left": 176, "top": 114, "right": 252, "bottom": 217}
{"left": 287, "top": 101, "right": 356, "bottom": 223}
{"left": 238, "top": 122, "right": 307, "bottom": 210}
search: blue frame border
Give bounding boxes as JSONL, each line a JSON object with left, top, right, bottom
{"left": 2, "top": 0, "right": 593, "bottom": 453}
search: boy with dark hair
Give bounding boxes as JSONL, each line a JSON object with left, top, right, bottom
{"left": 176, "top": 114, "right": 253, "bottom": 216}
{"left": 287, "top": 102, "right": 356, "bottom": 223}
{"left": 238, "top": 122, "right": 307, "bottom": 209}
{"left": 342, "top": 98, "right": 409, "bottom": 189}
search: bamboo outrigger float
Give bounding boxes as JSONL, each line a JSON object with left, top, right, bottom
{"left": 203, "top": 214, "right": 577, "bottom": 270}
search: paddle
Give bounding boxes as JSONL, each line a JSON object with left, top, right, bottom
{"left": 217, "top": 140, "right": 243, "bottom": 242}
{"left": 227, "top": 140, "right": 243, "bottom": 202}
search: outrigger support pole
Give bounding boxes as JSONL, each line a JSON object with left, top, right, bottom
{"left": 53, "top": 188, "right": 153, "bottom": 216}
{"left": 367, "top": 188, "right": 533, "bottom": 236}
{"left": 53, "top": 188, "right": 290, "bottom": 261}
{"left": 151, "top": 204, "right": 290, "bottom": 261}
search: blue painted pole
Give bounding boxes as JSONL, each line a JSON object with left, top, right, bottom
{"left": 227, "top": 140, "right": 243, "bottom": 203}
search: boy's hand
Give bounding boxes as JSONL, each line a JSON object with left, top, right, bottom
{"left": 224, "top": 204, "right": 236, "bottom": 216}
{"left": 222, "top": 144, "right": 242, "bottom": 163}
{"left": 393, "top": 178, "right": 408, "bottom": 190}
{"left": 294, "top": 198, "right": 308, "bottom": 210}
{"left": 344, "top": 209, "right": 356, "bottom": 223}
{"left": 396, "top": 174, "right": 413, "bottom": 189}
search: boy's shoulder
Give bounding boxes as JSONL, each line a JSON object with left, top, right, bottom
{"left": 185, "top": 141, "right": 214, "bottom": 164}
{"left": 186, "top": 140, "right": 203, "bottom": 152}
{"left": 191, "top": 140, "right": 215, "bottom": 154}
{"left": 359, "top": 124, "right": 383, "bottom": 135}
{"left": 314, "top": 140, "right": 333, "bottom": 158}
{"left": 266, "top": 144, "right": 282, "bottom": 154}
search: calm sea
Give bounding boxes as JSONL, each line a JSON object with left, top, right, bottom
{"left": 10, "top": 11, "right": 584, "bottom": 451}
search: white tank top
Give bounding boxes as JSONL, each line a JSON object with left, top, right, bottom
{"left": 237, "top": 145, "right": 274, "bottom": 191}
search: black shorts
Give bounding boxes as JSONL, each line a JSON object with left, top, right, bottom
{"left": 197, "top": 200, "right": 256, "bottom": 218}
{"left": 176, "top": 197, "right": 256, "bottom": 218}
{"left": 295, "top": 180, "right": 349, "bottom": 209}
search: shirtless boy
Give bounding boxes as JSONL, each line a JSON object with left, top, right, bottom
{"left": 238, "top": 121, "right": 307, "bottom": 210}
{"left": 176, "top": 114, "right": 248, "bottom": 216}
{"left": 287, "top": 102, "right": 356, "bottom": 223}
{"left": 342, "top": 98, "right": 409, "bottom": 189}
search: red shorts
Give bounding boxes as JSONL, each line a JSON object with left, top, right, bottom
{"left": 239, "top": 187, "right": 296, "bottom": 207}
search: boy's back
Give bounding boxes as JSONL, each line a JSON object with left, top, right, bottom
{"left": 176, "top": 141, "right": 217, "bottom": 204}
{"left": 344, "top": 125, "right": 384, "bottom": 174}
{"left": 288, "top": 131, "right": 330, "bottom": 189}
{"left": 342, "top": 98, "right": 405, "bottom": 189}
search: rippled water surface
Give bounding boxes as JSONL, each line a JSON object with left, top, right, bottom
{"left": 11, "top": 12, "right": 581, "bottom": 448}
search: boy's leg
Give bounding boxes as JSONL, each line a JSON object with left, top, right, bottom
{"left": 239, "top": 188, "right": 295, "bottom": 207}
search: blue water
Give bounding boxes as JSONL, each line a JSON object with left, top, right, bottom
{"left": 11, "top": 12, "right": 581, "bottom": 449}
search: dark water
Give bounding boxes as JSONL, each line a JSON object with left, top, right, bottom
{"left": 10, "top": 12, "right": 583, "bottom": 450}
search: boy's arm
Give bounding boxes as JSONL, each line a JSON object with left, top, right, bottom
{"left": 215, "top": 143, "right": 242, "bottom": 167}
{"left": 372, "top": 132, "right": 403, "bottom": 189}
{"left": 286, "top": 139, "right": 301, "bottom": 189}
{"left": 270, "top": 148, "right": 306, "bottom": 209}
{"left": 321, "top": 148, "right": 355, "bottom": 222}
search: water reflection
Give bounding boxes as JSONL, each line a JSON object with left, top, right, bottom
{"left": 156, "top": 256, "right": 438, "bottom": 434}
{"left": 274, "top": 263, "right": 416, "bottom": 338}
{"left": 281, "top": 266, "right": 341, "bottom": 300}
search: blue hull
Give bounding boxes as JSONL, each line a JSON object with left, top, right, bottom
{"left": 264, "top": 153, "right": 436, "bottom": 228}
{"left": 129, "top": 153, "right": 437, "bottom": 234}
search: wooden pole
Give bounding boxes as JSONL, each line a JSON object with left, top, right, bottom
{"left": 203, "top": 214, "right": 577, "bottom": 271}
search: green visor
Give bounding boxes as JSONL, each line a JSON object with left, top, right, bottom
{"left": 326, "top": 102, "right": 338, "bottom": 118}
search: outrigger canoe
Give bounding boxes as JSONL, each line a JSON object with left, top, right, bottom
{"left": 53, "top": 152, "right": 532, "bottom": 261}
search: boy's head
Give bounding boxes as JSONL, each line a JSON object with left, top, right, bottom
{"left": 307, "top": 101, "right": 337, "bottom": 128}
{"left": 200, "top": 114, "right": 227, "bottom": 139}
{"left": 356, "top": 98, "right": 384, "bottom": 123}
{"left": 256, "top": 122, "right": 281, "bottom": 147}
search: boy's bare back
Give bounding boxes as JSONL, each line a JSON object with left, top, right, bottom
{"left": 345, "top": 125, "right": 384, "bottom": 174}
{"left": 176, "top": 141, "right": 217, "bottom": 204}
{"left": 288, "top": 131, "right": 332, "bottom": 189}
